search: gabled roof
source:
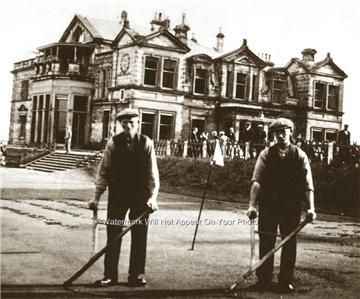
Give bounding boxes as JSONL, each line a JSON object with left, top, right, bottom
{"left": 285, "top": 54, "right": 347, "bottom": 78}
{"left": 312, "top": 54, "right": 348, "bottom": 78}
{"left": 135, "top": 29, "right": 190, "bottom": 52}
{"left": 284, "top": 58, "right": 309, "bottom": 71}
{"left": 215, "top": 40, "right": 266, "bottom": 68}
{"left": 60, "top": 14, "right": 123, "bottom": 42}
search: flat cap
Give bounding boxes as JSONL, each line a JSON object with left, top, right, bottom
{"left": 269, "top": 118, "right": 294, "bottom": 131}
{"left": 116, "top": 108, "right": 139, "bottom": 121}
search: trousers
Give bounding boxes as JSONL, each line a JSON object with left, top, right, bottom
{"left": 104, "top": 201, "right": 149, "bottom": 280}
{"left": 256, "top": 200, "right": 301, "bottom": 284}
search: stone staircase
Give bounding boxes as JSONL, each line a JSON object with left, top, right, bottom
{"left": 25, "top": 150, "right": 102, "bottom": 172}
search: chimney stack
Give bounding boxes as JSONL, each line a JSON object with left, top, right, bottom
{"left": 215, "top": 27, "right": 225, "bottom": 52}
{"left": 301, "top": 48, "right": 317, "bottom": 63}
{"left": 150, "top": 11, "right": 170, "bottom": 31}
{"left": 174, "top": 13, "right": 190, "bottom": 45}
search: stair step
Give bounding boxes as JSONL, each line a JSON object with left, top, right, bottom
{"left": 53, "top": 152, "right": 90, "bottom": 158}
{"left": 41, "top": 157, "right": 80, "bottom": 165}
{"left": 25, "top": 150, "right": 101, "bottom": 172}
{"left": 26, "top": 165, "right": 68, "bottom": 171}
{"left": 31, "top": 161, "right": 75, "bottom": 169}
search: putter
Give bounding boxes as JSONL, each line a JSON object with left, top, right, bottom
{"left": 250, "top": 219, "right": 255, "bottom": 270}
{"left": 92, "top": 209, "right": 98, "bottom": 255}
{"left": 230, "top": 214, "right": 313, "bottom": 291}
{"left": 63, "top": 208, "right": 152, "bottom": 287}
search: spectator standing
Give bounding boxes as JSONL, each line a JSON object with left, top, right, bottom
{"left": 337, "top": 124, "right": 351, "bottom": 164}
{"left": 227, "top": 127, "right": 237, "bottom": 158}
{"left": 253, "top": 124, "right": 267, "bottom": 157}
{"left": 190, "top": 127, "right": 200, "bottom": 158}
{"left": 243, "top": 121, "right": 255, "bottom": 158}
{"left": 64, "top": 126, "right": 72, "bottom": 153}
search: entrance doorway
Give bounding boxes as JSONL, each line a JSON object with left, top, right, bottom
{"left": 72, "top": 96, "right": 88, "bottom": 147}
{"left": 55, "top": 97, "right": 67, "bottom": 143}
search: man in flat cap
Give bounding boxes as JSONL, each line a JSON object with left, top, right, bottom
{"left": 246, "top": 117, "right": 316, "bottom": 293}
{"left": 88, "top": 108, "right": 159, "bottom": 287}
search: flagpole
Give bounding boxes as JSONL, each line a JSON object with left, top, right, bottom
{"left": 190, "top": 163, "right": 213, "bottom": 250}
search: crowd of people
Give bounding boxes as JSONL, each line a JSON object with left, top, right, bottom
{"left": 186, "top": 123, "right": 358, "bottom": 165}
{"left": 189, "top": 122, "right": 268, "bottom": 159}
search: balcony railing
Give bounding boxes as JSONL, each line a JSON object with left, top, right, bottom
{"left": 34, "top": 57, "right": 94, "bottom": 79}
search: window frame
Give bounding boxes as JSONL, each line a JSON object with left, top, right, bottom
{"left": 161, "top": 58, "right": 177, "bottom": 89}
{"left": 326, "top": 84, "right": 339, "bottom": 110}
{"left": 143, "top": 56, "right": 160, "bottom": 87}
{"left": 271, "top": 78, "right": 286, "bottom": 104}
{"left": 193, "top": 68, "right": 207, "bottom": 95}
{"left": 158, "top": 112, "right": 175, "bottom": 140}
{"left": 140, "top": 110, "right": 157, "bottom": 139}
{"left": 235, "top": 72, "right": 247, "bottom": 100}
{"left": 314, "top": 81, "right": 327, "bottom": 109}
{"left": 324, "top": 129, "right": 337, "bottom": 142}
{"left": 311, "top": 127, "right": 324, "bottom": 142}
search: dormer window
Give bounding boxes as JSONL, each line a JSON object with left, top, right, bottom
{"left": 144, "top": 56, "right": 159, "bottom": 86}
{"left": 194, "top": 68, "right": 207, "bottom": 94}
{"left": 272, "top": 79, "right": 285, "bottom": 104}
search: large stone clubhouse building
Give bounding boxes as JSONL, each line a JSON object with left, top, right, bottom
{"left": 9, "top": 11, "right": 347, "bottom": 149}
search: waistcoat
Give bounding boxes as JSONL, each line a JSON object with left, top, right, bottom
{"left": 261, "top": 144, "right": 306, "bottom": 205}
{"left": 107, "top": 133, "right": 150, "bottom": 201}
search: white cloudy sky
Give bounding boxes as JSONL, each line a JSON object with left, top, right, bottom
{"left": 0, "top": 0, "right": 359, "bottom": 141}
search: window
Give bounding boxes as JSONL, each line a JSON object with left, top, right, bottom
{"left": 102, "top": 110, "right": 110, "bottom": 142}
{"left": 226, "top": 71, "right": 233, "bottom": 98}
{"left": 19, "top": 115, "right": 26, "bottom": 138}
{"left": 100, "top": 69, "right": 107, "bottom": 98}
{"left": 235, "top": 73, "right": 247, "bottom": 99}
{"left": 191, "top": 118, "right": 205, "bottom": 135}
{"left": 327, "top": 85, "right": 339, "bottom": 110}
{"left": 159, "top": 114, "right": 174, "bottom": 140}
{"left": 20, "top": 80, "right": 29, "bottom": 100}
{"left": 43, "top": 95, "right": 50, "bottom": 143}
{"left": 194, "top": 68, "right": 207, "bottom": 94}
{"left": 325, "top": 130, "right": 337, "bottom": 142}
{"left": 272, "top": 79, "right": 284, "bottom": 103}
{"left": 141, "top": 112, "right": 155, "bottom": 138}
{"left": 311, "top": 128, "right": 323, "bottom": 142}
{"left": 251, "top": 75, "right": 258, "bottom": 101}
{"left": 314, "top": 82, "right": 326, "bottom": 109}
{"left": 30, "top": 96, "right": 37, "bottom": 142}
{"left": 162, "top": 59, "right": 176, "bottom": 88}
{"left": 37, "top": 95, "right": 43, "bottom": 143}
{"left": 144, "top": 57, "right": 159, "bottom": 86}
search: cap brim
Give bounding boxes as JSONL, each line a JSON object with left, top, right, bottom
{"left": 116, "top": 114, "right": 139, "bottom": 121}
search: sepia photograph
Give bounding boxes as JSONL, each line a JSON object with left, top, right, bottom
{"left": 0, "top": 0, "right": 359, "bottom": 298}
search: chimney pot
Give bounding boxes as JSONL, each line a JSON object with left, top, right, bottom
{"left": 243, "top": 39, "right": 247, "bottom": 46}
{"left": 301, "top": 48, "right": 317, "bottom": 63}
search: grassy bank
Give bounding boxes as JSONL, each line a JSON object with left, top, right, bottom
{"left": 85, "top": 157, "right": 359, "bottom": 217}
